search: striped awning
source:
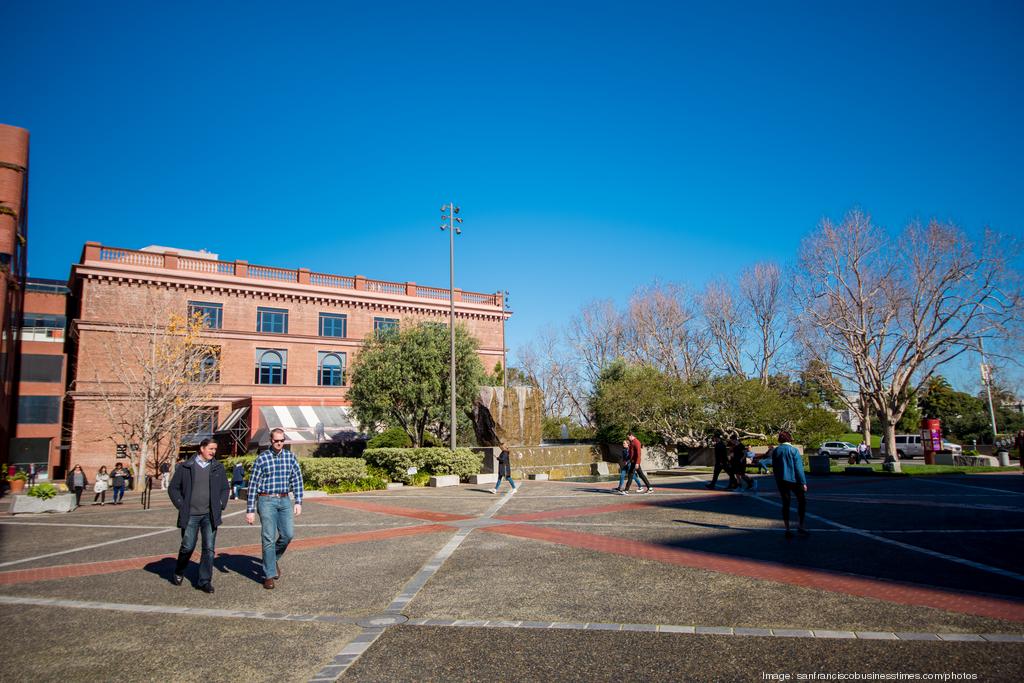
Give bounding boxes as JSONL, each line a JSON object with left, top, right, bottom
{"left": 254, "top": 405, "right": 359, "bottom": 445}
{"left": 215, "top": 407, "right": 249, "bottom": 433}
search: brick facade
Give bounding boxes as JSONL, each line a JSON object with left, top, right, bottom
{"left": 67, "top": 244, "right": 510, "bottom": 477}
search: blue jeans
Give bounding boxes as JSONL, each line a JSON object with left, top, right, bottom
{"left": 495, "top": 474, "right": 516, "bottom": 490}
{"left": 257, "top": 495, "right": 294, "bottom": 579}
{"left": 175, "top": 513, "right": 216, "bottom": 585}
{"left": 232, "top": 484, "right": 242, "bottom": 499}
{"left": 112, "top": 485, "right": 126, "bottom": 503}
{"left": 618, "top": 466, "right": 642, "bottom": 489}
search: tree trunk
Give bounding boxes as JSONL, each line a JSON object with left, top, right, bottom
{"left": 859, "top": 394, "right": 872, "bottom": 450}
{"left": 879, "top": 413, "right": 901, "bottom": 473}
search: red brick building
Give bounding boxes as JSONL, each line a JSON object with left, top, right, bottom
{"left": 67, "top": 242, "right": 510, "bottom": 477}
{"left": 0, "top": 124, "right": 30, "bottom": 465}
{"left": 10, "top": 279, "right": 69, "bottom": 480}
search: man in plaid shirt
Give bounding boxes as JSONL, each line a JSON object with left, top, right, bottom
{"left": 246, "top": 428, "right": 304, "bottom": 589}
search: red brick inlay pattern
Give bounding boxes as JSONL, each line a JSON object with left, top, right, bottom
{"left": 313, "top": 498, "right": 474, "bottom": 523}
{"left": 0, "top": 524, "right": 451, "bottom": 587}
{"left": 483, "top": 523, "right": 1024, "bottom": 623}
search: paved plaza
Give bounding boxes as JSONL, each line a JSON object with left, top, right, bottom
{"left": 1, "top": 472, "right": 1022, "bottom": 682}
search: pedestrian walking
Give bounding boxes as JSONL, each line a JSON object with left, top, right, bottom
{"left": 772, "top": 430, "right": 809, "bottom": 538}
{"left": 706, "top": 435, "right": 736, "bottom": 490}
{"left": 728, "top": 438, "right": 755, "bottom": 491}
{"left": 65, "top": 465, "right": 88, "bottom": 507}
{"left": 620, "top": 432, "right": 653, "bottom": 495}
{"left": 27, "top": 464, "right": 37, "bottom": 487}
{"left": 616, "top": 439, "right": 643, "bottom": 492}
{"left": 230, "top": 462, "right": 245, "bottom": 500}
{"left": 856, "top": 442, "right": 872, "bottom": 464}
{"left": 246, "top": 428, "right": 304, "bottom": 590}
{"left": 93, "top": 466, "right": 110, "bottom": 505}
{"left": 111, "top": 463, "right": 129, "bottom": 504}
{"left": 159, "top": 461, "right": 171, "bottom": 490}
{"left": 490, "top": 443, "right": 518, "bottom": 494}
{"left": 168, "top": 438, "right": 230, "bottom": 593}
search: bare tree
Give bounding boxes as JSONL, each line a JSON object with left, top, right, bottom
{"left": 796, "top": 210, "right": 1022, "bottom": 468}
{"left": 702, "top": 280, "right": 746, "bottom": 377}
{"left": 565, "top": 299, "right": 627, "bottom": 388}
{"left": 740, "top": 262, "right": 789, "bottom": 384}
{"left": 625, "top": 282, "right": 709, "bottom": 381}
{"left": 90, "top": 301, "right": 221, "bottom": 484}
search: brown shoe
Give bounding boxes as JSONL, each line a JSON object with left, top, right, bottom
{"left": 263, "top": 578, "right": 275, "bottom": 590}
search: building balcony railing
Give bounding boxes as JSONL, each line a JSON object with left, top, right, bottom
{"left": 84, "top": 243, "right": 504, "bottom": 308}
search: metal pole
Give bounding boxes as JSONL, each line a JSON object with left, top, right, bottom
{"left": 502, "top": 291, "right": 507, "bottom": 389}
{"left": 979, "top": 337, "right": 999, "bottom": 441}
{"left": 449, "top": 203, "right": 456, "bottom": 452}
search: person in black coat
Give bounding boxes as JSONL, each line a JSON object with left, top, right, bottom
{"left": 490, "top": 443, "right": 518, "bottom": 494}
{"left": 230, "top": 462, "right": 245, "bottom": 500}
{"left": 706, "top": 436, "right": 735, "bottom": 490}
{"left": 168, "top": 438, "right": 230, "bottom": 593}
{"left": 65, "top": 465, "right": 89, "bottom": 507}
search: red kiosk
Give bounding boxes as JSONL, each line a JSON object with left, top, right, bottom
{"left": 920, "top": 418, "right": 943, "bottom": 465}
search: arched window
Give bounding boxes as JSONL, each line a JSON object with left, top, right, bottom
{"left": 255, "top": 349, "right": 286, "bottom": 385}
{"left": 318, "top": 352, "right": 345, "bottom": 386}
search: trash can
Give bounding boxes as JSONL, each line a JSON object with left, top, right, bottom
{"left": 809, "top": 454, "right": 831, "bottom": 476}
{"left": 996, "top": 450, "right": 1010, "bottom": 467}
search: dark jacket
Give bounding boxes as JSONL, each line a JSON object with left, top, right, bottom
{"left": 65, "top": 470, "right": 89, "bottom": 489}
{"left": 627, "top": 437, "right": 643, "bottom": 465}
{"left": 497, "top": 449, "right": 511, "bottom": 477}
{"left": 231, "top": 463, "right": 245, "bottom": 485}
{"left": 713, "top": 441, "right": 729, "bottom": 464}
{"left": 620, "top": 447, "right": 631, "bottom": 469}
{"left": 168, "top": 458, "right": 230, "bottom": 529}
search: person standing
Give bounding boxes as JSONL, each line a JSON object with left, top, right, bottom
{"left": 230, "top": 462, "right": 245, "bottom": 500}
{"left": 93, "top": 466, "right": 110, "bottom": 505}
{"left": 616, "top": 439, "right": 643, "bottom": 492}
{"left": 168, "top": 438, "right": 230, "bottom": 593}
{"left": 490, "top": 443, "right": 518, "bottom": 494}
{"left": 27, "top": 464, "right": 36, "bottom": 487}
{"left": 772, "top": 431, "right": 809, "bottom": 538}
{"left": 111, "top": 463, "right": 129, "bottom": 504}
{"left": 65, "top": 465, "right": 88, "bottom": 507}
{"left": 159, "top": 461, "right": 171, "bottom": 490}
{"left": 620, "top": 432, "right": 653, "bottom": 495}
{"left": 246, "top": 429, "right": 304, "bottom": 590}
{"left": 706, "top": 435, "right": 735, "bottom": 490}
{"left": 1015, "top": 430, "right": 1024, "bottom": 472}
{"left": 728, "top": 438, "right": 756, "bottom": 491}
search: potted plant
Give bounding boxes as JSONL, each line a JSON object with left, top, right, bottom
{"left": 9, "top": 471, "right": 27, "bottom": 493}
{"left": 12, "top": 482, "right": 77, "bottom": 514}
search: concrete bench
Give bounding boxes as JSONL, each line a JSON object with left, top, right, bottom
{"left": 429, "top": 475, "right": 460, "bottom": 488}
{"left": 468, "top": 473, "right": 497, "bottom": 485}
{"left": 528, "top": 473, "right": 549, "bottom": 481}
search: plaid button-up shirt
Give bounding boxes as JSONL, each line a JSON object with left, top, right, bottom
{"left": 246, "top": 448, "right": 304, "bottom": 513}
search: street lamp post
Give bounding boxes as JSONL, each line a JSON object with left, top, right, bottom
{"left": 978, "top": 337, "right": 999, "bottom": 442}
{"left": 440, "top": 203, "right": 462, "bottom": 451}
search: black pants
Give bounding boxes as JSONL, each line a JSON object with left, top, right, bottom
{"left": 623, "top": 463, "right": 651, "bottom": 490}
{"left": 72, "top": 486, "right": 84, "bottom": 506}
{"left": 729, "top": 462, "right": 752, "bottom": 488}
{"left": 709, "top": 459, "right": 735, "bottom": 487}
{"left": 778, "top": 480, "right": 807, "bottom": 529}
{"left": 93, "top": 490, "right": 106, "bottom": 503}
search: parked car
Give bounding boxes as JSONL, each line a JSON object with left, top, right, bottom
{"left": 818, "top": 441, "right": 859, "bottom": 459}
{"left": 880, "top": 434, "right": 962, "bottom": 458}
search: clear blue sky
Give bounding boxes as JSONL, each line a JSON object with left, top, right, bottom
{"left": 5, "top": 0, "right": 1023, "bottom": 386}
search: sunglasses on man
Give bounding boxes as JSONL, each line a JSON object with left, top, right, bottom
{"left": 272, "top": 439, "right": 286, "bottom": 444}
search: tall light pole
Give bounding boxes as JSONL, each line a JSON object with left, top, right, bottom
{"left": 978, "top": 337, "right": 999, "bottom": 442}
{"left": 440, "top": 203, "right": 462, "bottom": 451}
{"left": 502, "top": 290, "right": 509, "bottom": 389}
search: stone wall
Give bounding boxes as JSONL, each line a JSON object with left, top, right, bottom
{"left": 474, "top": 444, "right": 603, "bottom": 479}
{"left": 472, "top": 386, "right": 543, "bottom": 446}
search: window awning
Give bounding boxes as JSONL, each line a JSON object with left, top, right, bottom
{"left": 253, "top": 405, "right": 359, "bottom": 445}
{"left": 216, "top": 407, "right": 250, "bottom": 433}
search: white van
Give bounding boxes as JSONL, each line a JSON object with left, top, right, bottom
{"left": 881, "top": 434, "right": 962, "bottom": 458}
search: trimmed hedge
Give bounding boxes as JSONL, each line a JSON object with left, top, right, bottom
{"left": 366, "top": 427, "right": 413, "bottom": 449}
{"left": 362, "top": 447, "right": 483, "bottom": 484}
{"left": 221, "top": 456, "right": 371, "bottom": 490}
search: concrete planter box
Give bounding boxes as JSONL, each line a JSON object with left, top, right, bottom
{"left": 934, "top": 453, "right": 998, "bottom": 467}
{"left": 808, "top": 455, "right": 831, "bottom": 476}
{"left": 528, "top": 473, "right": 549, "bottom": 481}
{"left": 469, "top": 473, "right": 497, "bottom": 485}
{"left": 429, "top": 475, "right": 460, "bottom": 487}
{"left": 12, "top": 493, "right": 77, "bottom": 514}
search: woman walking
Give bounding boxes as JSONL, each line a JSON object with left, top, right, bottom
{"left": 490, "top": 444, "right": 518, "bottom": 494}
{"left": 111, "top": 463, "right": 129, "bottom": 504}
{"left": 93, "top": 465, "right": 110, "bottom": 505}
{"left": 65, "top": 465, "right": 89, "bottom": 507}
{"left": 772, "top": 431, "right": 809, "bottom": 538}
{"left": 615, "top": 439, "right": 644, "bottom": 492}
{"left": 728, "top": 438, "right": 756, "bottom": 491}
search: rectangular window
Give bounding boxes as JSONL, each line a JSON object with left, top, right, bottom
{"left": 20, "top": 355, "right": 63, "bottom": 383}
{"left": 17, "top": 396, "right": 61, "bottom": 424}
{"left": 255, "top": 348, "right": 288, "bottom": 385}
{"left": 373, "top": 317, "right": 399, "bottom": 336}
{"left": 317, "top": 351, "right": 347, "bottom": 386}
{"left": 184, "top": 409, "right": 218, "bottom": 436}
{"left": 22, "top": 313, "right": 66, "bottom": 329}
{"left": 187, "top": 301, "right": 223, "bottom": 330}
{"left": 257, "top": 307, "right": 288, "bottom": 334}
{"left": 318, "top": 313, "right": 348, "bottom": 338}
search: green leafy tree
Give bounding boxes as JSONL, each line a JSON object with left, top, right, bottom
{"left": 349, "top": 323, "right": 486, "bottom": 447}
